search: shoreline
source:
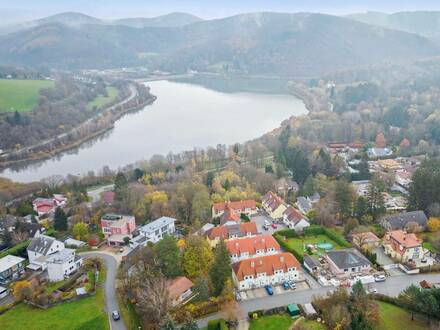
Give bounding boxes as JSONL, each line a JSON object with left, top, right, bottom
{"left": 0, "top": 91, "right": 156, "bottom": 171}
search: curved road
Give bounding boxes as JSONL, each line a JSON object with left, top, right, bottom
{"left": 80, "top": 252, "right": 127, "bottom": 330}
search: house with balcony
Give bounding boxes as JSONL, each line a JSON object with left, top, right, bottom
{"left": 262, "top": 191, "right": 287, "bottom": 220}
{"left": 0, "top": 255, "right": 25, "bottom": 284}
{"left": 101, "top": 214, "right": 136, "bottom": 246}
{"left": 383, "top": 230, "right": 426, "bottom": 263}
{"left": 226, "top": 235, "right": 281, "bottom": 262}
{"left": 129, "top": 216, "right": 176, "bottom": 249}
{"left": 232, "top": 252, "right": 301, "bottom": 290}
{"left": 27, "top": 234, "right": 65, "bottom": 271}
{"left": 47, "top": 248, "right": 83, "bottom": 282}
{"left": 282, "top": 206, "right": 310, "bottom": 231}
{"left": 212, "top": 200, "right": 257, "bottom": 218}
{"left": 206, "top": 222, "right": 258, "bottom": 247}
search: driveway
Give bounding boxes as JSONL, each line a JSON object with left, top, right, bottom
{"left": 80, "top": 252, "right": 126, "bottom": 330}
{"left": 197, "top": 272, "right": 440, "bottom": 328}
{"left": 251, "top": 213, "right": 287, "bottom": 235}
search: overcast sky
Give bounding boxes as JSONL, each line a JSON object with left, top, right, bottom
{"left": 2, "top": 0, "right": 440, "bottom": 24}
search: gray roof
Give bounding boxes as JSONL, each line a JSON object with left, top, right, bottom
{"left": 296, "top": 197, "right": 312, "bottom": 212}
{"left": 384, "top": 211, "right": 428, "bottom": 230}
{"left": 326, "top": 248, "right": 371, "bottom": 269}
{"left": 139, "top": 216, "right": 176, "bottom": 234}
{"left": 303, "top": 254, "right": 320, "bottom": 269}
{"left": 27, "top": 235, "right": 57, "bottom": 255}
{"left": 47, "top": 248, "right": 75, "bottom": 264}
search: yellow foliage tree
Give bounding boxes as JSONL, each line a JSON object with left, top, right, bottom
{"left": 12, "top": 280, "right": 32, "bottom": 301}
{"left": 427, "top": 218, "right": 440, "bottom": 232}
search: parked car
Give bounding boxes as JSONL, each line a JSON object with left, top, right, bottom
{"left": 369, "top": 288, "right": 378, "bottom": 294}
{"left": 282, "top": 282, "right": 289, "bottom": 290}
{"left": 265, "top": 285, "right": 274, "bottom": 295}
{"left": 112, "top": 311, "right": 120, "bottom": 321}
{"left": 263, "top": 225, "right": 269, "bottom": 231}
{"left": 421, "top": 258, "right": 428, "bottom": 263}
{"left": 271, "top": 223, "right": 277, "bottom": 229}
{"left": 235, "top": 292, "right": 242, "bottom": 301}
{"left": 288, "top": 281, "right": 296, "bottom": 290}
{"left": 374, "top": 274, "right": 386, "bottom": 282}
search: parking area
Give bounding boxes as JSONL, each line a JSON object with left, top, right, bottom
{"left": 251, "top": 213, "right": 287, "bottom": 235}
{"left": 239, "top": 280, "right": 310, "bottom": 301}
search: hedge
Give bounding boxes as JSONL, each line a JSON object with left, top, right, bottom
{"left": 0, "top": 240, "right": 30, "bottom": 259}
{"left": 275, "top": 229, "right": 299, "bottom": 238}
{"left": 304, "top": 225, "right": 351, "bottom": 248}
{"left": 207, "top": 318, "right": 228, "bottom": 330}
{"left": 273, "top": 233, "right": 304, "bottom": 263}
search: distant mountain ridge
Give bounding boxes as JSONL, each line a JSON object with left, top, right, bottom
{"left": 0, "top": 12, "right": 438, "bottom": 77}
{"left": 347, "top": 11, "right": 440, "bottom": 41}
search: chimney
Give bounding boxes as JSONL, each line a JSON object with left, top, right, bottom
{"left": 280, "top": 256, "right": 284, "bottom": 262}
{"left": 251, "top": 261, "right": 255, "bottom": 268}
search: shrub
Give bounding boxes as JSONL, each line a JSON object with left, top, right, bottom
{"left": 276, "top": 229, "right": 299, "bottom": 238}
{"left": 0, "top": 240, "right": 30, "bottom": 259}
{"left": 273, "top": 234, "right": 304, "bottom": 262}
{"left": 207, "top": 319, "right": 228, "bottom": 330}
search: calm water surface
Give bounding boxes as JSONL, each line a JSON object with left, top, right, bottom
{"left": 0, "top": 79, "right": 307, "bottom": 182}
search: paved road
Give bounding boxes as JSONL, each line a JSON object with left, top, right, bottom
{"left": 80, "top": 252, "right": 126, "bottom": 330}
{"left": 197, "top": 272, "right": 440, "bottom": 328}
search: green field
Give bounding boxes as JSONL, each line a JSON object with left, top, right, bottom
{"left": 283, "top": 234, "right": 345, "bottom": 257}
{"left": 87, "top": 86, "right": 119, "bottom": 110}
{"left": 376, "top": 301, "right": 427, "bottom": 330}
{"left": 249, "top": 314, "right": 294, "bottom": 330}
{"left": 0, "top": 265, "right": 108, "bottom": 330}
{"left": 0, "top": 79, "right": 54, "bottom": 113}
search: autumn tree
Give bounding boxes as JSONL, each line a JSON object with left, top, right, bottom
{"left": 72, "top": 222, "right": 89, "bottom": 241}
{"left": 183, "top": 236, "right": 213, "bottom": 279}
{"left": 12, "top": 280, "right": 32, "bottom": 301}
{"left": 428, "top": 218, "right": 440, "bottom": 232}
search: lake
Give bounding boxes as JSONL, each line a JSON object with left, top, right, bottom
{"left": 0, "top": 78, "right": 308, "bottom": 183}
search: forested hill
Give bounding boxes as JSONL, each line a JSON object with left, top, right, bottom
{"left": 347, "top": 11, "right": 440, "bottom": 41}
{"left": 0, "top": 12, "right": 438, "bottom": 77}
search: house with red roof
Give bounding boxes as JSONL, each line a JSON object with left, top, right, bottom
{"left": 212, "top": 200, "right": 257, "bottom": 218}
{"left": 205, "top": 222, "right": 258, "bottom": 247}
{"left": 232, "top": 252, "right": 301, "bottom": 290}
{"left": 383, "top": 230, "right": 426, "bottom": 263}
{"left": 166, "top": 276, "right": 194, "bottom": 306}
{"left": 226, "top": 235, "right": 281, "bottom": 262}
{"left": 282, "top": 206, "right": 310, "bottom": 231}
{"left": 32, "top": 194, "right": 67, "bottom": 217}
{"left": 219, "top": 205, "right": 241, "bottom": 225}
{"left": 262, "top": 191, "right": 287, "bottom": 220}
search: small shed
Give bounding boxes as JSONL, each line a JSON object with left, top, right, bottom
{"left": 302, "top": 303, "right": 317, "bottom": 317}
{"left": 287, "top": 304, "right": 300, "bottom": 316}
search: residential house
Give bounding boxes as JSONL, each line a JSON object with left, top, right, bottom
{"left": 383, "top": 230, "right": 426, "bottom": 263}
{"left": 167, "top": 276, "right": 194, "bottom": 306}
{"left": 102, "top": 191, "right": 115, "bottom": 205}
{"left": 129, "top": 216, "right": 176, "bottom": 249}
{"left": 282, "top": 206, "right": 310, "bottom": 232}
{"left": 0, "top": 255, "right": 25, "bottom": 284}
{"left": 296, "top": 197, "right": 313, "bottom": 215}
{"left": 377, "top": 159, "right": 401, "bottom": 172}
{"left": 381, "top": 211, "right": 428, "bottom": 231}
{"left": 262, "top": 192, "right": 287, "bottom": 220}
{"left": 212, "top": 200, "right": 257, "bottom": 218}
{"left": 101, "top": 214, "right": 136, "bottom": 246}
{"left": 367, "top": 148, "right": 393, "bottom": 158}
{"left": 27, "top": 234, "right": 65, "bottom": 270}
{"left": 352, "top": 232, "right": 381, "bottom": 249}
{"left": 232, "top": 252, "right": 301, "bottom": 290}
{"left": 206, "top": 222, "right": 258, "bottom": 247}
{"left": 352, "top": 180, "right": 370, "bottom": 197}
{"left": 47, "top": 248, "right": 83, "bottom": 282}
{"left": 32, "top": 194, "right": 67, "bottom": 217}
{"left": 219, "top": 205, "right": 241, "bottom": 226}
{"left": 226, "top": 235, "right": 281, "bottom": 262}
{"left": 325, "top": 249, "right": 372, "bottom": 277}
{"left": 303, "top": 254, "right": 321, "bottom": 274}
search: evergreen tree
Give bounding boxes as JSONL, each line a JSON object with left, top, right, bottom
{"left": 209, "top": 240, "right": 231, "bottom": 296}
{"left": 366, "top": 176, "right": 386, "bottom": 220}
{"left": 180, "top": 319, "right": 198, "bottom": 330}
{"left": 154, "top": 235, "right": 182, "bottom": 278}
{"left": 355, "top": 196, "right": 368, "bottom": 221}
{"left": 114, "top": 172, "right": 128, "bottom": 201}
{"left": 335, "top": 178, "right": 356, "bottom": 221}
{"left": 192, "top": 276, "right": 210, "bottom": 302}
{"left": 54, "top": 207, "right": 68, "bottom": 231}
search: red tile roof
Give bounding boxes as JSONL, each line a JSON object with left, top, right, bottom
{"left": 352, "top": 232, "right": 380, "bottom": 244}
{"left": 207, "top": 222, "right": 258, "bottom": 240}
{"left": 213, "top": 200, "right": 257, "bottom": 213}
{"left": 220, "top": 205, "right": 241, "bottom": 225}
{"left": 226, "top": 235, "right": 280, "bottom": 256}
{"left": 167, "top": 276, "right": 194, "bottom": 299}
{"left": 232, "top": 252, "right": 301, "bottom": 281}
{"left": 385, "top": 230, "right": 422, "bottom": 255}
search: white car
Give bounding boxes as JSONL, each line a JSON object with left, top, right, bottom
{"left": 374, "top": 275, "right": 386, "bottom": 282}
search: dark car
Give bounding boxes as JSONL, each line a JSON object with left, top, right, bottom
{"left": 265, "top": 285, "right": 274, "bottom": 295}
{"left": 282, "top": 282, "right": 289, "bottom": 290}
{"left": 112, "top": 311, "right": 120, "bottom": 321}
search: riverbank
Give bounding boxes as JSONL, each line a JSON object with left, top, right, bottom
{"left": 0, "top": 84, "right": 156, "bottom": 170}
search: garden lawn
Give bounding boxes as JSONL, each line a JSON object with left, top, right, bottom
{"left": 0, "top": 79, "right": 54, "bottom": 113}
{"left": 295, "top": 318, "right": 326, "bottom": 330}
{"left": 249, "top": 314, "right": 294, "bottom": 330}
{"left": 284, "top": 234, "right": 344, "bottom": 256}
{"left": 87, "top": 86, "right": 119, "bottom": 110}
{"left": 376, "top": 301, "right": 427, "bottom": 330}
